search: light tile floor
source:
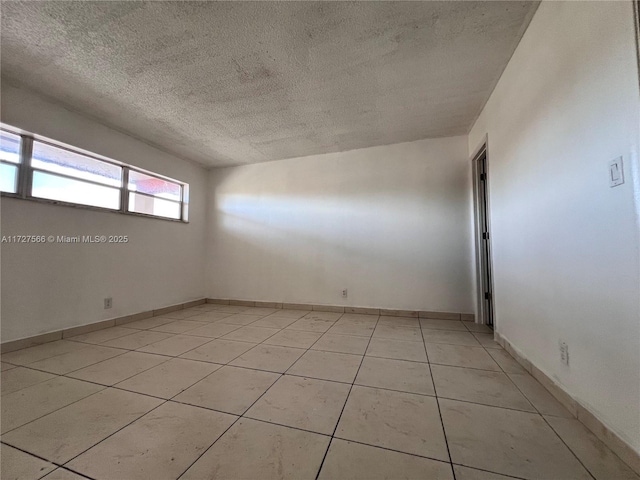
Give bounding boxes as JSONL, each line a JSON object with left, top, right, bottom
{"left": 1, "top": 304, "right": 638, "bottom": 480}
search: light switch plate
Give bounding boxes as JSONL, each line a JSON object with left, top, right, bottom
{"left": 609, "top": 156, "right": 624, "bottom": 187}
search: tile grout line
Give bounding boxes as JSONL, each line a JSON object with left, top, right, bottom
{"left": 4, "top": 311, "right": 598, "bottom": 480}
{"left": 312, "top": 312, "right": 380, "bottom": 480}
{"left": 452, "top": 461, "right": 529, "bottom": 480}
{"left": 1, "top": 315, "right": 269, "bottom": 476}
{"left": 498, "top": 353, "right": 598, "bottom": 480}
{"left": 171, "top": 306, "right": 323, "bottom": 479}
{"left": 173, "top": 361, "right": 289, "bottom": 478}
{"left": 59, "top": 399, "right": 173, "bottom": 470}
{"left": 0, "top": 380, "right": 111, "bottom": 436}
{"left": 0, "top": 440, "right": 97, "bottom": 480}
{"left": 473, "top": 329, "right": 598, "bottom": 480}
{"left": 419, "top": 317, "right": 457, "bottom": 480}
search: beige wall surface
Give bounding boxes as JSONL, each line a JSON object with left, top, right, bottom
{"left": 208, "top": 136, "right": 474, "bottom": 314}
{"left": 469, "top": 1, "right": 640, "bottom": 453}
{"left": 0, "top": 83, "right": 209, "bottom": 341}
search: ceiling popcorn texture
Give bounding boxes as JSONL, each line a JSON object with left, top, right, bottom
{"left": 0, "top": 1, "right": 538, "bottom": 167}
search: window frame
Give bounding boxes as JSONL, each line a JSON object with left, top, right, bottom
{"left": 0, "top": 124, "right": 189, "bottom": 223}
{"left": 0, "top": 129, "right": 25, "bottom": 195}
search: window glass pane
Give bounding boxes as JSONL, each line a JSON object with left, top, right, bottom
{"left": 32, "top": 141, "right": 122, "bottom": 187}
{"left": 128, "top": 170, "right": 181, "bottom": 201}
{"left": 0, "top": 131, "right": 21, "bottom": 164}
{"left": 0, "top": 163, "right": 18, "bottom": 193}
{"left": 32, "top": 171, "right": 120, "bottom": 209}
{"left": 128, "top": 192, "right": 180, "bottom": 219}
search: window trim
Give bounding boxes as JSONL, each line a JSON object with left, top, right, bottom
{"left": 0, "top": 124, "right": 189, "bottom": 223}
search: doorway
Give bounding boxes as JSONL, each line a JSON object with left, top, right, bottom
{"left": 472, "top": 144, "right": 494, "bottom": 328}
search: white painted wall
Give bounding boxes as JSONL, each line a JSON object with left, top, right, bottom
{"left": 469, "top": 1, "right": 640, "bottom": 452}
{"left": 0, "top": 83, "right": 208, "bottom": 342}
{"left": 208, "top": 136, "right": 474, "bottom": 313}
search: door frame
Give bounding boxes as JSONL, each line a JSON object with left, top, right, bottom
{"left": 471, "top": 136, "right": 495, "bottom": 327}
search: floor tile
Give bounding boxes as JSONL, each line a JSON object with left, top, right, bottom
{"left": 174, "top": 365, "right": 279, "bottom": 414}
{"left": 422, "top": 329, "right": 481, "bottom": 347}
{"left": 241, "top": 307, "right": 279, "bottom": 316}
{"left": 355, "top": 356, "right": 434, "bottom": 396}
{"left": 67, "top": 402, "right": 236, "bottom": 480}
{"left": 431, "top": 364, "right": 534, "bottom": 411}
{"left": 216, "top": 305, "right": 253, "bottom": 314}
{"left": 264, "top": 309, "right": 308, "bottom": 319}
{"left": 0, "top": 444, "right": 56, "bottom": 480}
{"left": 1, "top": 361, "right": 17, "bottom": 371}
{"left": 136, "top": 334, "right": 211, "bottom": 356}
{"left": 102, "top": 330, "right": 173, "bottom": 350}
{"left": 221, "top": 325, "right": 280, "bottom": 343}
{"left": 287, "top": 350, "right": 362, "bottom": 383}
{"left": 287, "top": 317, "right": 336, "bottom": 333}
{"left": 377, "top": 315, "right": 420, "bottom": 328}
{"left": 180, "top": 338, "right": 254, "bottom": 364}
{"left": 473, "top": 333, "right": 501, "bottom": 349}
{"left": 190, "top": 304, "right": 223, "bottom": 311}
{"left": 246, "top": 375, "right": 350, "bottom": 435}
{"left": 116, "top": 358, "right": 221, "bottom": 399}
{"left": 336, "top": 385, "right": 448, "bottom": 460}
{"left": 150, "top": 320, "right": 207, "bottom": 334}
{"left": 440, "top": 399, "right": 591, "bottom": 479}
{"left": 250, "top": 315, "right": 298, "bottom": 329}
{"left": 42, "top": 468, "right": 86, "bottom": 480}
{"left": 419, "top": 319, "right": 467, "bottom": 331}
{"left": 218, "top": 314, "right": 263, "bottom": 325}
{"left": 121, "top": 317, "right": 174, "bottom": 330}
{"left": 181, "top": 418, "right": 329, "bottom": 480}
{"left": 303, "top": 311, "right": 342, "bottom": 321}
{"left": 326, "top": 321, "right": 375, "bottom": 337}
{"left": 26, "top": 345, "right": 124, "bottom": 375}
{"left": 1, "top": 376, "right": 103, "bottom": 433}
{"left": 3, "top": 388, "right": 161, "bottom": 463}
{"left": 67, "top": 351, "right": 167, "bottom": 386}
{"left": 366, "top": 337, "right": 427, "bottom": 362}
{"left": 426, "top": 343, "right": 500, "bottom": 371}
{"left": 1, "top": 366, "right": 56, "bottom": 396}
{"left": 318, "top": 439, "right": 454, "bottom": 480}
{"left": 1, "top": 340, "right": 87, "bottom": 366}
{"left": 311, "top": 333, "right": 369, "bottom": 355}
{"left": 372, "top": 324, "right": 422, "bottom": 342}
{"left": 453, "top": 465, "right": 517, "bottom": 480}
{"left": 187, "top": 311, "right": 233, "bottom": 322}
{"left": 465, "top": 323, "right": 494, "bottom": 333}
{"left": 158, "top": 309, "right": 202, "bottom": 320}
{"left": 339, "top": 314, "right": 378, "bottom": 324}
{"left": 184, "top": 322, "right": 241, "bottom": 338}
{"left": 545, "top": 415, "right": 640, "bottom": 480}
{"left": 66, "top": 326, "right": 139, "bottom": 345}
{"left": 507, "top": 373, "right": 573, "bottom": 418}
{"left": 263, "top": 329, "right": 323, "bottom": 348}
{"left": 487, "top": 349, "right": 528, "bottom": 374}
{"left": 230, "top": 344, "right": 305, "bottom": 373}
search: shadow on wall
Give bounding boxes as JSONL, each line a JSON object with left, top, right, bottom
{"left": 207, "top": 148, "right": 473, "bottom": 311}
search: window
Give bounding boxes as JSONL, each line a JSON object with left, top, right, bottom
{"left": 0, "top": 130, "right": 22, "bottom": 193}
{"left": 128, "top": 170, "right": 182, "bottom": 220}
{"left": 31, "top": 140, "right": 122, "bottom": 210}
{"left": 0, "top": 125, "right": 188, "bottom": 222}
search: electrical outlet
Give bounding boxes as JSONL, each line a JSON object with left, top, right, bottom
{"left": 559, "top": 340, "right": 569, "bottom": 365}
{"left": 104, "top": 297, "right": 113, "bottom": 309}
{"left": 342, "top": 289, "right": 348, "bottom": 298}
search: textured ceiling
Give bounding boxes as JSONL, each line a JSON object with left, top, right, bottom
{"left": 0, "top": 1, "right": 538, "bottom": 167}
